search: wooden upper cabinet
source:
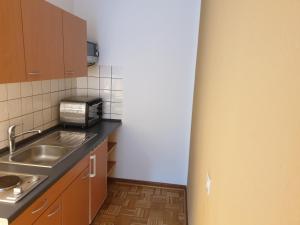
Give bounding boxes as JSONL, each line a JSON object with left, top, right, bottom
{"left": 90, "top": 140, "right": 108, "bottom": 222}
{"left": 21, "top": 0, "right": 64, "bottom": 80}
{"left": 63, "top": 11, "right": 87, "bottom": 77}
{"left": 0, "top": 0, "right": 26, "bottom": 83}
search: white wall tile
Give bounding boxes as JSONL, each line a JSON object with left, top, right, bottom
{"left": 33, "top": 95, "right": 43, "bottom": 111}
{"left": 111, "top": 114, "right": 123, "bottom": 120}
{"left": 42, "top": 80, "right": 51, "bottom": 93}
{"left": 7, "top": 83, "right": 21, "bottom": 100}
{"left": 111, "top": 102, "right": 123, "bottom": 115}
{"left": 102, "top": 114, "right": 111, "bottom": 119}
{"left": 100, "top": 65, "right": 111, "bottom": 77}
{"left": 33, "top": 111, "right": 43, "bottom": 128}
{"left": 111, "top": 91, "right": 123, "bottom": 103}
{"left": 0, "top": 102, "right": 8, "bottom": 122}
{"left": 58, "top": 91, "right": 66, "bottom": 101}
{"left": 42, "top": 94, "right": 51, "bottom": 109}
{"left": 58, "top": 79, "right": 65, "bottom": 91}
{"left": 32, "top": 81, "right": 42, "bottom": 95}
{"left": 50, "top": 80, "right": 59, "bottom": 92}
{"left": 65, "top": 89, "right": 72, "bottom": 97}
{"left": 100, "top": 90, "right": 111, "bottom": 102}
{"left": 88, "top": 77, "right": 100, "bottom": 89}
{"left": 0, "top": 84, "right": 7, "bottom": 101}
{"left": 43, "top": 108, "right": 51, "bottom": 123}
{"left": 21, "top": 82, "right": 32, "bottom": 97}
{"left": 21, "top": 97, "right": 33, "bottom": 114}
{"left": 65, "top": 78, "right": 72, "bottom": 89}
{"left": 0, "top": 121, "right": 9, "bottom": 141}
{"left": 50, "top": 92, "right": 59, "bottom": 106}
{"left": 100, "top": 78, "right": 111, "bottom": 90}
{"left": 88, "top": 89, "right": 100, "bottom": 97}
{"left": 8, "top": 99, "right": 22, "bottom": 119}
{"left": 112, "top": 79, "right": 123, "bottom": 91}
{"left": 76, "top": 88, "right": 88, "bottom": 96}
{"left": 71, "top": 78, "right": 77, "bottom": 89}
{"left": 88, "top": 65, "right": 100, "bottom": 77}
{"left": 22, "top": 113, "right": 34, "bottom": 131}
{"left": 77, "top": 77, "right": 88, "bottom": 88}
{"left": 103, "top": 102, "right": 111, "bottom": 114}
{"left": 51, "top": 106, "right": 59, "bottom": 120}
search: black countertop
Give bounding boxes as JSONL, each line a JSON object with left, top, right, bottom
{"left": 0, "top": 120, "right": 121, "bottom": 224}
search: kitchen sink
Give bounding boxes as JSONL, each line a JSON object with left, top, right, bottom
{"left": 9, "top": 145, "right": 71, "bottom": 168}
{"left": 0, "top": 131, "right": 97, "bottom": 168}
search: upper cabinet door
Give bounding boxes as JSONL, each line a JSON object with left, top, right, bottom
{"left": 63, "top": 11, "right": 87, "bottom": 77}
{"left": 0, "top": 0, "right": 26, "bottom": 83}
{"left": 21, "top": 0, "right": 64, "bottom": 80}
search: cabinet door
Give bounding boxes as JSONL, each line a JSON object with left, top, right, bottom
{"left": 62, "top": 167, "right": 89, "bottom": 225}
{"left": 0, "top": 0, "right": 26, "bottom": 83}
{"left": 63, "top": 11, "right": 87, "bottom": 77}
{"left": 21, "top": 0, "right": 64, "bottom": 80}
{"left": 90, "top": 139, "right": 108, "bottom": 222}
{"left": 33, "top": 198, "right": 61, "bottom": 225}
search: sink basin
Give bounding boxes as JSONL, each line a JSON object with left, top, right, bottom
{"left": 9, "top": 145, "right": 71, "bottom": 168}
{"left": 0, "top": 131, "right": 97, "bottom": 168}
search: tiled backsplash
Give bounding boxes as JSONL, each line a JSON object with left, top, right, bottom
{"left": 0, "top": 65, "right": 124, "bottom": 149}
{"left": 0, "top": 78, "right": 77, "bottom": 149}
{"left": 76, "top": 65, "right": 124, "bottom": 120}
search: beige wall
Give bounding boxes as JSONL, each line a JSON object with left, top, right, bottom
{"left": 187, "top": 0, "right": 300, "bottom": 225}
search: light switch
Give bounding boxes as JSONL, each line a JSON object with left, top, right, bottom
{"left": 206, "top": 173, "right": 212, "bottom": 196}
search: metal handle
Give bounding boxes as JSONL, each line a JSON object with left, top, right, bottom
{"left": 31, "top": 199, "right": 48, "bottom": 214}
{"left": 47, "top": 205, "right": 60, "bottom": 218}
{"left": 90, "top": 155, "right": 96, "bottom": 178}
{"left": 28, "top": 71, "right": 40, "bottom": 75}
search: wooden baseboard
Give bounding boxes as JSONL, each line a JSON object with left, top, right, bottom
{"left": 108, "top": 177, "right": 186, "bottom": 190}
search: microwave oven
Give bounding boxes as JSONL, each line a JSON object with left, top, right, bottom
{"left": 87, "top": 41, "right": 99, "bottom": 66}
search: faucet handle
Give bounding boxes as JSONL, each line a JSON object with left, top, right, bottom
{"left": 8, "top": 125, "right": 16, "bottom": 136}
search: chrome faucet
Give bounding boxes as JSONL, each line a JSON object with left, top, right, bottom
{"left": 8, "top": 125, "right": 42, "bottom": 155}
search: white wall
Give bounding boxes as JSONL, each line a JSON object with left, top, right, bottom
{"left": 69, "top": 0, "right": 200, "bottom": 185}
{"left": 47, "top": 0, "right": 74, "bottom": 13}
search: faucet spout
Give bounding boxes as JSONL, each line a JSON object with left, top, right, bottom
{"left": 8, "top": 125, "right": 42, "bottom": 155}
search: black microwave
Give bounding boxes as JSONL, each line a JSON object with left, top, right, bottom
{"left": 87, "top": 41, "right": 99, "bottom": 66}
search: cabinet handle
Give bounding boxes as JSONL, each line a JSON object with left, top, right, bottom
{"left": 47, "top": 206, "right": 60, "bottom": 218}
{"left": 28, "top": 71, "right": 40, "bottom": 75}
{"left": 31, "top": 199, "right": 48, "bottom": 215}
{"left": 90, "top": 155, "right": 96, "bottom": 178}
{"left": 65, "top": 71, "right": 75, "bottom": 74}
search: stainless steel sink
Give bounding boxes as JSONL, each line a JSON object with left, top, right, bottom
{"left": 9, "top": 145, "right": 71, "bottom": 167}
{"left": 0, "top": 131, "right": 97, "bottom": 168}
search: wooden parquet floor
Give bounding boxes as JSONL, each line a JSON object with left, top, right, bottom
{"left": 92, "top": 180, "right": 187, "bottom": 225}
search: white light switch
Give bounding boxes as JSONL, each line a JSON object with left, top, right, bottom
{"left": 206, "top": 174, "right": 212, "bottom": 195}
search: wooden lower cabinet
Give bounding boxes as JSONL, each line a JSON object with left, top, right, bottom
{"left": 62, "top": 167, "right": 90, "bottom": 225}
{"left": 10, "top": 138, "right": 109, "bottom": 225}
{"left": 90, "top": 139, "right": 108, "bottom": 222}
{"left": 33, "top": 198, "right": 62, "bottom": 225}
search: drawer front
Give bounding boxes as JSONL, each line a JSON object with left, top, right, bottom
{"left": 11, "top": 154, "right": 89, "bottom": 225}
{"left": 33, "top": 198, "right": 61, "bottom": 225}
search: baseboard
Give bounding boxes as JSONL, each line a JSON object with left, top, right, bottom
{"left": 108, "top": 177, "right": 186, "bottom": 190}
